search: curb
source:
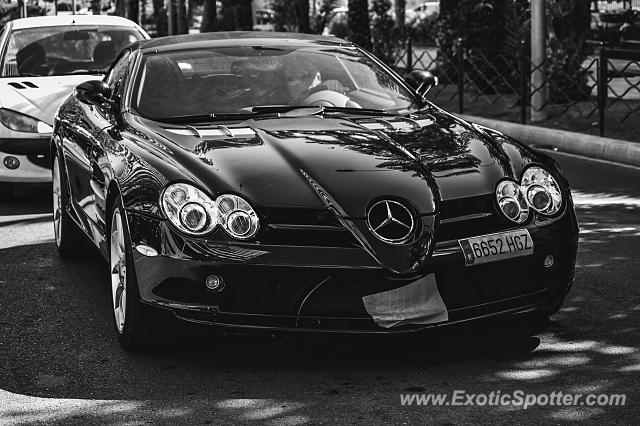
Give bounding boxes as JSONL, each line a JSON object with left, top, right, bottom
{"left": 460, "top": 114, "right": 640, "bottom": 168}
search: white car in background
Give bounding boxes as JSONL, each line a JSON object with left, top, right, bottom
{"left": 0, "top": 14, "right": 148, "bottom": 195}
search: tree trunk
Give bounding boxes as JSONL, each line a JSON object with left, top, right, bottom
{"left": 116, "top": 0, "right": 126, "bottom": 18}
{"left": 152, "top": 0, "right": 164, "bottom": 17}
{"left": 201, "top": 0, "right": 216, "bottom": 32}
{"left": 90, "top": 0, "right": 101, "bottom": 14}
{"left": 187, "top": 0, "right": 195, "bottom": 24}
{"left": 220, "top": 0, "right": 252, "bottom": 31}
{"left": 220, "top": 0, "right": 236, "bottom": 31}
{"left": 126, "top": 0, "right": 139, "bottom": 24}
{"left": 348, "top": 0, "right": 371, "bottom": 50}
{"left": 236, "top": 0, "right": 253, "bottom": 31}
{"left": 296, "top": 0, "right": 310, "bottom": 33}
{"left": 394, "top": 0, "right": 405, "bottom": 39}
{"left": 176, "top": 0, "right": 188, "bottom": 34}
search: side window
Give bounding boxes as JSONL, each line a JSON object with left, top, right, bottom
{"left": 105, "top": 51, "right": 132, "bottom": 101}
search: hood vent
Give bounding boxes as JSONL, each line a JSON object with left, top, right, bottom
{"left": 7, "top": 81, "right": 39, "bottom": 90}
{"left": 163, "top": 125, "right": 256, "bottom": 139}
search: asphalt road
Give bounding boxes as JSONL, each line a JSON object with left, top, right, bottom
{"left": 1, "top": 151, "right": 639, "bottom": 425}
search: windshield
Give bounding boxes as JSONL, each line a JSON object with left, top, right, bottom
{"left": 133, "top": 46, "right": 420, "bottom": 120}
{"left": 2, "top": 25, "right": 145, "bottom": 77}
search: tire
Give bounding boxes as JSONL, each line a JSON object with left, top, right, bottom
{"left": 52, "top": 155, "right": 86, "bottom": 258}
{"left": 109, "top": 196, "right": 165, "bottom": 350}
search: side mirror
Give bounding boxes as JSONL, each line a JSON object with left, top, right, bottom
{"left": 75, "top": 80, "right": 112, "bottom": 107}
{"left": 405, "top": 70, "right": 438, "bottom": 97}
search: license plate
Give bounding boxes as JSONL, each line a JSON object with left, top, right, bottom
{"left": 458, "top": 229, "right": 534, "bottom": 267}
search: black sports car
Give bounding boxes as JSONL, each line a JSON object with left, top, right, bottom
{"left": 51, "top": 32, "right": 578, "bottom": 349}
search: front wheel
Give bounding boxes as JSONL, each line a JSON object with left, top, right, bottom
{"left": 109, "top": 197, "right": 165, "bottom": 350}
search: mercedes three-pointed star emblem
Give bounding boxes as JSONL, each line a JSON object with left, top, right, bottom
{"left": 366, "top": 200, "right": 415, "bottom": 244}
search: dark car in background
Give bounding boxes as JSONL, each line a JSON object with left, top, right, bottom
{"left": 51, "top": 32, "right": 579, "bottom": 349}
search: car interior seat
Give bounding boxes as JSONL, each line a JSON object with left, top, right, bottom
{"left": 93, "top": 41, "right": 118, "bottom": 69}
{"left": 16, "top": 42, "right": 46, "bottom": 76}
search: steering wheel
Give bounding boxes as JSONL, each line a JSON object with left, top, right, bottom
{"left": 302, "top": 89, "right": 362, "bottom": 108}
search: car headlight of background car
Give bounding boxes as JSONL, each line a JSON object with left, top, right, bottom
{"left": 0, "top": 108, "right": 52, "bottom": 134}
{"left": 161, "top": 183, "right": 259, "bottom": 239}
{"left": 496, "top": 165, "right": 564, "bottom": 223}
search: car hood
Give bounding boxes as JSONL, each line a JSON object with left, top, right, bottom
{"left": 0, "top": 75, "right": 101, "bottom": 125}
{"left": 131, "top": 108, "right": 536, "bottom": 210}
{"left": 124, "top": 109, "right": 539, "bottom": 273}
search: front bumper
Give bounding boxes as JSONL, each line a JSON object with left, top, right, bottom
{"left": 0, "top": 136, "right": 52, "bottom": 183}
{"left": 126, "top": 206, "right": 579, "bottom": 334}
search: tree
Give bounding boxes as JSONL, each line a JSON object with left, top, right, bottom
{"left": 201, "top": 0, "right": 217, "bottom": 32}
{"left": 237, "top": 0, "right": 253, "bottom": 30}
{"left": 90, "top": 0, "right": 101, "bottom": 15}
{"left": 348, "top": 0, "right": 371, "bottom": 50}
{"left": 272, "top": 0, "right": 311, "bottom": 32}
{"left": 177, "top": 0, "right": 188, "bottom": 34}
{"left": 296, "top": 0, "right": 310, "bottom": 33}
{"left": 371, "top": 0, "right": 396, "bottom": 65}
{"left": 219, "top": 0, "right": 252, "bottom": 31}
{"left": 126, "top": 0, "right": 139, "bottom": 24}
{"left": 545, "top": 0, "right": 592, "bottom": 100}
{"left": 394, "top": 0, "right": 405, "bottom": 40}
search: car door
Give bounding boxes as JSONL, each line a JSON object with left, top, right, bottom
{"left": 90, "top": 50, "right": 136, "bottom": 238}
{"left": 61, "top": 51, "right": 131, "bottom": 238}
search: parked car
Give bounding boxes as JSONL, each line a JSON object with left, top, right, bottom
{"left": 406, "top": 0, "right": 440, "bottom": 21}
{"left": 591, "top": 8, "right": 640, "bottom": 43}
{"left": 0, "top": 15, "right": 149, "bottom": 195}
{"left": 52, "top": 1, "right": 88, "bottom": 15}
{"left": 52, "top": 32, "right": 579, "bottom": 349}
{"left": 253, "top": 8, "right": 275, "bottom": 31}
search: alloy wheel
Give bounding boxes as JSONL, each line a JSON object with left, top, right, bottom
{"left": 52, "top": 157, "right": 62, "bottom": 247}
{"left": 110, "top": 208, "right": 127, "bottom": 334}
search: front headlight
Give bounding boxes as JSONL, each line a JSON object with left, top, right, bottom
{"left": 0, "top": 108, "right": 52, "bottom": 134}
{"left": 521, "top": 166, "right": 563, "bottom": 215}
{"left": 496, "top": 180, "right": 529, "bottom": 223}
{"left": 161, "top": 183, "right": 218, "bottom": 235}
{"left": 161, "top": 183, "right": 259, "bottom": 239}
{"left": 216, "top": 194, "right": 260, "bottom": 240}
{"left": 495, "top": 166, "right": 564, "bottom": 223}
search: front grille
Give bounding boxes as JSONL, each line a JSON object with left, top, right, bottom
{"left": 257, "top": 207, "right": 359, "bottom": 247}
{"left": 300, "top": 272, "right": 414, "bottom": 317}
{"left": 439, "top": 194, "right": 493, "bottom": 220}
{"left": 436, "top": 194, "right": 512, "bottom": 242}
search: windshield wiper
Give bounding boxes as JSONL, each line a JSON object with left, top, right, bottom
{"left": 153, "top": 112, "right": 265, "bottom": 124}
{"left": 322, "top": 106, "right": 397, "bottom": 117}
{"left": 251, "top": 105, "right": 324, "bottom": 116}
{"left": 153, "top": 105, "right": 398, "bottom": 124}
{"left": 252, "top": 105, "right": 397, "bottom": 117}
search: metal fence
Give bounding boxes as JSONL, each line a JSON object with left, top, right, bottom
{"left": 394, "top": 38, "right": 640, "bottom": 142}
